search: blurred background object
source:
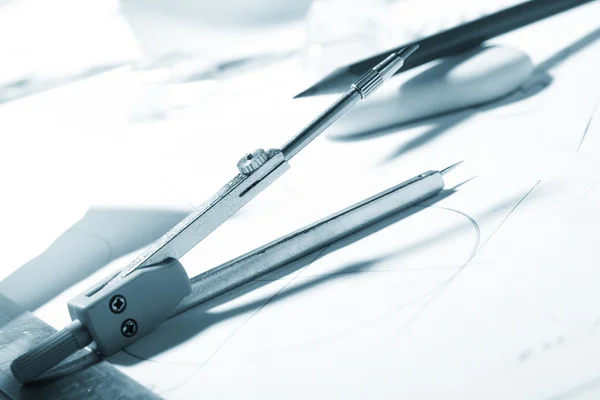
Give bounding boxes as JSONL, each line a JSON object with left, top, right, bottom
{"left": 0, "top": 0, "right": 141, "bottom": 103}
{"left": 119, "top": 0, "right": 309, "bottom": 59}
{"left": 301, "top": 0, "right": 388, "bottom": 78}
{"left": 100, "top": 0, "right": 312, "bottom": 120}
{"left": 123, "top": 0, "right": 313, "bottom": 28}
{"left": 300, "top": 0, "right": 526, "bottom": 79}
{"left": 0, "top": 0, "right": 528, "bottom": 116}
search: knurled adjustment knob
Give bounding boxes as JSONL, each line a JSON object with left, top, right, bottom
{"left": 237, "top": 149, "right": 269, "bottom": 175}
{"left": 10, "top": 320, "right": 92, "bottom": 383}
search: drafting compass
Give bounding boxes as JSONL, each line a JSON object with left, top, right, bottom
{"left": 10, "top": 44, "right": 457, "bottom": 383}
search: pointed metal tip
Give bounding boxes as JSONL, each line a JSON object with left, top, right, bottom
{"left": 440, "top": 160, "right": 464, "bottom": 175}
{"left": 293, "top": 87, "right": 314, "bottom": 99}
{"left": 397, "top": 44, "right": 420, "bottom": 60}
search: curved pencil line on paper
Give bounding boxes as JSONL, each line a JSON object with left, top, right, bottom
{"left": 215, "top": 277, "right": 460, "bottom": 365}
{"left": 153, "top": 246, "right": 332, "bottom": 394}
{"left": 215, "top": 205, "right": 482, "bottom": 351}
{"left": 478, "top": 180, "right": 540, "bottom": 253}
{"left": 566, "top": 181, "right": 599, "bottom": 210}
{"left": 423, "top": 205, "right": 481, "bottom": 262}
{"left": 577, "top": 95, "right": 600, "bottom": 152}
{"left": 391, "top": 206, "right": 481, "bottom": 336}
{"left": 392, "top": 180, "right": 540, "bottom": 337}
{"left": 172, "top": 205, "right": 482, "bottom": 369}
{"left": 215, "top": 206, "right": 482, "bottom": 363}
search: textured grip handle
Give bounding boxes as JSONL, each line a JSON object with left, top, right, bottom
{"left": 11, "top": 320, "right": 92, "bottom": 383}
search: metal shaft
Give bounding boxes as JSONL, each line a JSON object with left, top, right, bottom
{"left": 281, "top": 90, "right": 361, "bottom": 159}
{"left": 173, "top": 168, "right": 444, "bottom": 315}
{"left": 281, "top": 44, "right": 419, "bottom": 160}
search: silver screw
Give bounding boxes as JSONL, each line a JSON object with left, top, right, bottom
{"left": 109, "top": 295, "right": 126, "bottom": 314}
{"left": 121, "top": 319, "right": 137, "bottom": 338}
{"left": 237, "top": 149, "right": 269, "bottom": 175}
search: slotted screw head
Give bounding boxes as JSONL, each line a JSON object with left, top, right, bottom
{"left": 237, "top": 149, "right": 268, "bottom": 175}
